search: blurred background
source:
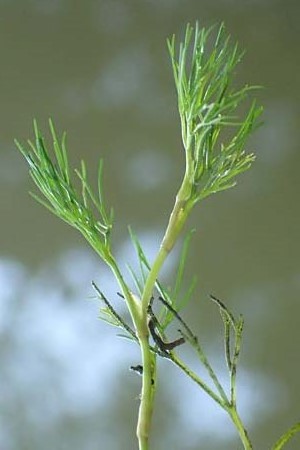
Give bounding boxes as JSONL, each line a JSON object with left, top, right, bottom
{"left": 1, "top": 0, "right": 300, "bottom": 449}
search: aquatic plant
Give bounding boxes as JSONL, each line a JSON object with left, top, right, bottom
{"left": 16, "top": 22, "right": 300, "bottom": 450}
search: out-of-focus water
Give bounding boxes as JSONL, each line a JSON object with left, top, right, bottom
{"left": 1, "top": 1, "right": 300, "bottom": 449}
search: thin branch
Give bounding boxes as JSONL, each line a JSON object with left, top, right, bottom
{"left": 92, "top": 282, "right": 138, "bottom": 342}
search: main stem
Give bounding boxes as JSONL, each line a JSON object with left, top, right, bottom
{"left": 104, "top": 254, "right": 156, "bottom": 450}
{"left": 136, "top": 333, "right": 156, "bottom": 450}
{"left": 227, "top": 406, "right": 253, "bottom": 450}
{"left": 136, "top": 176, "right": 194, "bottom": 450}
{"left": 142, "top": 178, "right": 194, "bottom": 312}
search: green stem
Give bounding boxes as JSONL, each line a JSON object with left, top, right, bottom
{"left": 171, "top": 353, "right": 253, "bottom": 450}
{"left": 227, "top": 406, "right": 253, "bottom": 450}
{"left": 191, "top": 339, "right": 229, "bottom": 403}
{"left": 170, "top": 353, "right": 225, "bottom": 408}
{"left": 272, "top": 422, "right": 300, "bottom": 450}
{"left": 106, "top": 252, "right": 156, "bottom": 450}
{"left": 141, "top": 182, "right": 193, "bottom": 312}
{"left": 91, "top": 246, "right": 155, "bottom": 450}
{"left": 136, "top": 177, "right": 194, "bottom": 449}
{"left": 136, "top": 336, "right": 156, "bottom": 450}
{"left": 89, "top": 242, "right": 140, "bottom": 320}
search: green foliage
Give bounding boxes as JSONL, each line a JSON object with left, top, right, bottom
{"left": 168, "top": 22, "right": 263, "bottom": 201}
{"left": 15, "top": 120, "right": 113, "bottom": 260}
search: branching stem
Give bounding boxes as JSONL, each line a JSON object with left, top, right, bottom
{"left": 137, "top": 194, "right": 193, "bottom": 449}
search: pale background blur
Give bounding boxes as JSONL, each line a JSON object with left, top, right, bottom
{"left": 1, "top": 1, "right": 300, "bottom": 449}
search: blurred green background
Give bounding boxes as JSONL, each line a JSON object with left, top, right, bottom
{"left": 1, "top": 1, "right": 300, "bottom": 449}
